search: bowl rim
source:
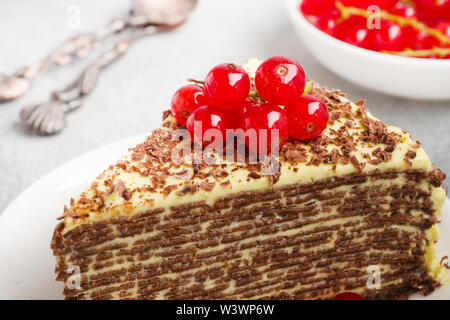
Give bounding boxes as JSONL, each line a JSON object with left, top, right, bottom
{"left": 287, "top": 0, "right": 450, "bottom": 67}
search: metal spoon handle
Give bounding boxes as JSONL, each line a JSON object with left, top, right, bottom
{"left": 19, "top": 25, "right": 162, "bottom": 135}
{"left": 19, "top": 18, "right": 131, "bottom": 81}
{"left": 53, "top": 25, "right": 159, "bottom": 106}
{"left": 0, "top": 15, "right": 146, "bottom": 102}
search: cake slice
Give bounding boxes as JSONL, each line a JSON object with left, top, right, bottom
{"left": 51, "top": 60, "right": 448, "bottom": 300}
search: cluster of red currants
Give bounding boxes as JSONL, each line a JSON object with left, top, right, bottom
{"left": 170, "top": 56, "right": 329, "bottom": 155}
{"left": 301, "top": 0, "right": 450, "bottom": 58}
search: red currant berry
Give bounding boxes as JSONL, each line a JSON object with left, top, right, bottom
{"left": 316, "top": 9, "right": 341, "bottom": 36}
{"left": 414, "top": 29, "right": 440, "bottom": 49}
{"left": 371, "top": 20, "right": 407, "bottom": 51}
{"left": 171, "top": 84, "right": 208, "bottom": 126}
{"left": 417, "top": 0, "right": 441, "bottom": 23}
{"left": 304, "top": 14, "right": 320, "bottom": 27}
{"left": 340, "top": 0, "right": 368, "bottom": 9}
{"left": 300, "top": 0, "right": 319, "bottom": 16}
{"left": 204, "top": 63, "right": 250, "bottom": 111}
{"left": 255, "top": 56, "right": 306, "bottom": 105}
{"left": 239, "top": 97, "right": 257, "bottom": 117}
{"left": 436, "top": 21, "right": 450, "bottom": 38}
{"left": 284, "top": 95, "right": 329, "bottom": 141}
{"left": 392, "top": 1, "right": 418, "bottom": 18}
{"left": 336, "top": 16, "right": 373, "bottom": 50}
{"left": 186, "top": 105, "right": 232, "bottom": 146}
{"left": 241, "top": 103, "right": 289, "bottom": 154}
{"left": 300, "top": 0, "right": 335, "bottom": 16}
{"left": 229, "top": 98, "right": 257, "bottom": 130}
{"left": 422, "top": 0, "right": 450, "bottom": 22}
{"left": 333, "top": 292, "right": 365, "bottom": 300}
{"left": 402, "top": 26, "right": 419, "bottom": 49}
{"left": 444, "top": 0, "right": 450, "bottom": 17}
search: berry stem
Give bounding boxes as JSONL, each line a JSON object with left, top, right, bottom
{"left": 303, "top": 81, "right": 313, "bottom": 94}
{"left": 335, "top": 1, "right": 450, "bottom": 44}
{"left": 187, "top": 78, "right": 205, "bottom": 85}
{"left": 383, "top": 46, "right": 450, "bottom": 57}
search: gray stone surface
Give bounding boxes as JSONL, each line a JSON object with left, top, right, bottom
{"left": 1, "top": 0, "right": 449, "bottom": 213}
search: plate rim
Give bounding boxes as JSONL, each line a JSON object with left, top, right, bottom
{"left": 0, "top": 134, "right": 147, "bottom": 220}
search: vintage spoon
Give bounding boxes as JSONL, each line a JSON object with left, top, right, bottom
{"left": 0, "top": 0, "right": 196, "bottom": 102}
{"left": 19, "top": 0, "right": 197, "bottom": 135}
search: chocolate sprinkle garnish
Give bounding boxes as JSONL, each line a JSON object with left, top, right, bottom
{"left": 115, "top": 180, "right": 130, "bottom": 201}
{"left": 163, "top": 185, "right": 177, "bottom": 196}
{"left": 429, "top": 167, "right": 446, "bottom": 187}
{"left": 56, "top": 206, "right": 69, "bottom": 220}
{"left": 329, "top": 111, "right": 341, "bottom": 123}
{"left": 79, "top": 198, "right": 92, "bottom": 204}
{"left": 105, "top": 185, "right": 115, "bottom": 196}
{"left": 349, "top": 155, "right": 363, "bottom": 172}
{"left": 248, "top": 172, "right": 261, "bottom": 179}
{"left": 440, "top": 256, "right": 450, "bottom": 270}
{"left": 162, "top": 109, "right": 172, "bottom": 121}
{"left": 116, "top": 161, "right": 127, "bottom": 171}
{"left": 177, "top": 184, "right": 198, "bottom": 196}
{"left": 200, "top": 180, "right": 215, "bottom": 191}
{"left": 131, "top": 151, "right": 145, "bottom": 162}
{"left": 406, "top": 150, "right": 417, "bottom": 159}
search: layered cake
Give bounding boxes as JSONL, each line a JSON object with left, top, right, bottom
{"left": 51, "top": 58, "right": 448, "bottom": 300}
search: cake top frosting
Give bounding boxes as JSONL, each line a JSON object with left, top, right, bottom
{"left": 57, "top": 60, "right": 445, "bottom": 233}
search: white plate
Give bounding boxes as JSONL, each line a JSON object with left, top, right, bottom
{"left": 0, "top": 134, "right": 449, "bottom": 299}
{"left": 286, "top": 0, "right": 450, "bottom": 100}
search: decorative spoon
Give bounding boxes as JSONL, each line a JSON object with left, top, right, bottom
{"left": 18, "top": 0, "right": 197, "bottom": 135}
{"left": 0, "top": 0, "right": 196, "bottom": 102}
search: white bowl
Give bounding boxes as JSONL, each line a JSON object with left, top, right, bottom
{"left": 286, "top": 0, "right": 450, "bottom": 100}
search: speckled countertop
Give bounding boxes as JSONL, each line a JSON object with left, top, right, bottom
{"left": 0, "top": 0, "right": 449, "bottom": 213}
